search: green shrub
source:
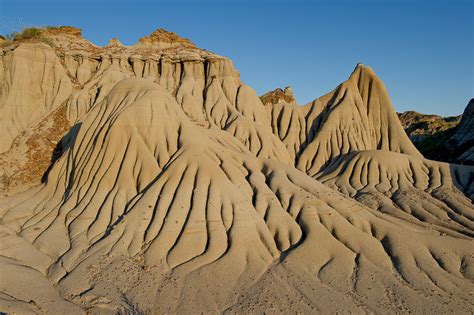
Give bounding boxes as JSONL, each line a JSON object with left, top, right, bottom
{"left": 10, "top": 27, "right": 43, "bottom": 40}
{"left": 1, "top": 27, "right": 56, "bottom": 48}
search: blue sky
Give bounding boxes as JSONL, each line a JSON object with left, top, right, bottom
{"left": 1, "top": 0, "right": 472, "bottom": 116}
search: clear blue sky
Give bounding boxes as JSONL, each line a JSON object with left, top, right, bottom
{"left": 1, "top": 0, "right": 472, "bottom": 116}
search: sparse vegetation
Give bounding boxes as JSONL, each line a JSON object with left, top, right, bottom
{"left": 116, "top": 291, "right": 152, "bottom": 315}
{"left": 397, "top": 110, "right": 468, "bottom": 163}
{"left": 415, "top": 128, "right": 457, "bottom": 162}
{"left": 44, "top": 25, "right": 82, "bottom": 36}
{"left": 139, "top": 28, "right": 194, "bottom": 46}
{"left": 7, "top": 27, "right": 43, "bottom": 41}
{"left": 0, "top": 26, "right": 78, "bottom": 48}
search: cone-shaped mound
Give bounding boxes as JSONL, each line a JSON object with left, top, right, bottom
{"left": 264, "top": 63, "right": 474, "bottom": 240}
{"left": 265, "top": 64, "right": 421, "bottom": 172}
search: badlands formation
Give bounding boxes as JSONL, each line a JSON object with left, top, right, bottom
{"left": 398, "top": 99, "right": 473, "bottom": 164}
{"left": 0, "top": 27, "right": 473, "bottom": 314}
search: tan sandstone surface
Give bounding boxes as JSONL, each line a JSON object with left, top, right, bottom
{"left": 0, "top": 27, "right": 473, "bottom": 314}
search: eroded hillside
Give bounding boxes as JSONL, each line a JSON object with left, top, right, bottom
{"left": 0, "top": 27, "right": 473, "bottom": 314}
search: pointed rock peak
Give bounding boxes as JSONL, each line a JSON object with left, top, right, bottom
{"left": 465, "top": 98, "right": 474, "bottom": 114}
{"left": 260, "top": 86, "right": 297, "bottom": 106}
{"left": 138, "top": 28, "right": 195, "bottom": 48}
{"left": 349, "top": 62, "right": 377, "bottom": 81}
{"left": 345, "top": 63, "right": 391, "bottom": 103}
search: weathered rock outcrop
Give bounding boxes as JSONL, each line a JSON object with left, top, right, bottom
{"left": 260, "top": 86, "right": 297, "bottom": 106}
{"left": 0, "top": 28, "right": 289, "bottom": 192}
{"left": 0, "top": 43, "right": 73, "bottom": 153}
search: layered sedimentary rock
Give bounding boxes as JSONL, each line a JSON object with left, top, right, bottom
{"left": 0, "top": 28, "right": 289, "bottom": 193}
{"left": 0, "top": 28, "right": 473, "bottom": 313}
{"left": 0, "top": 43, "right": 73, "bottom": 153}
